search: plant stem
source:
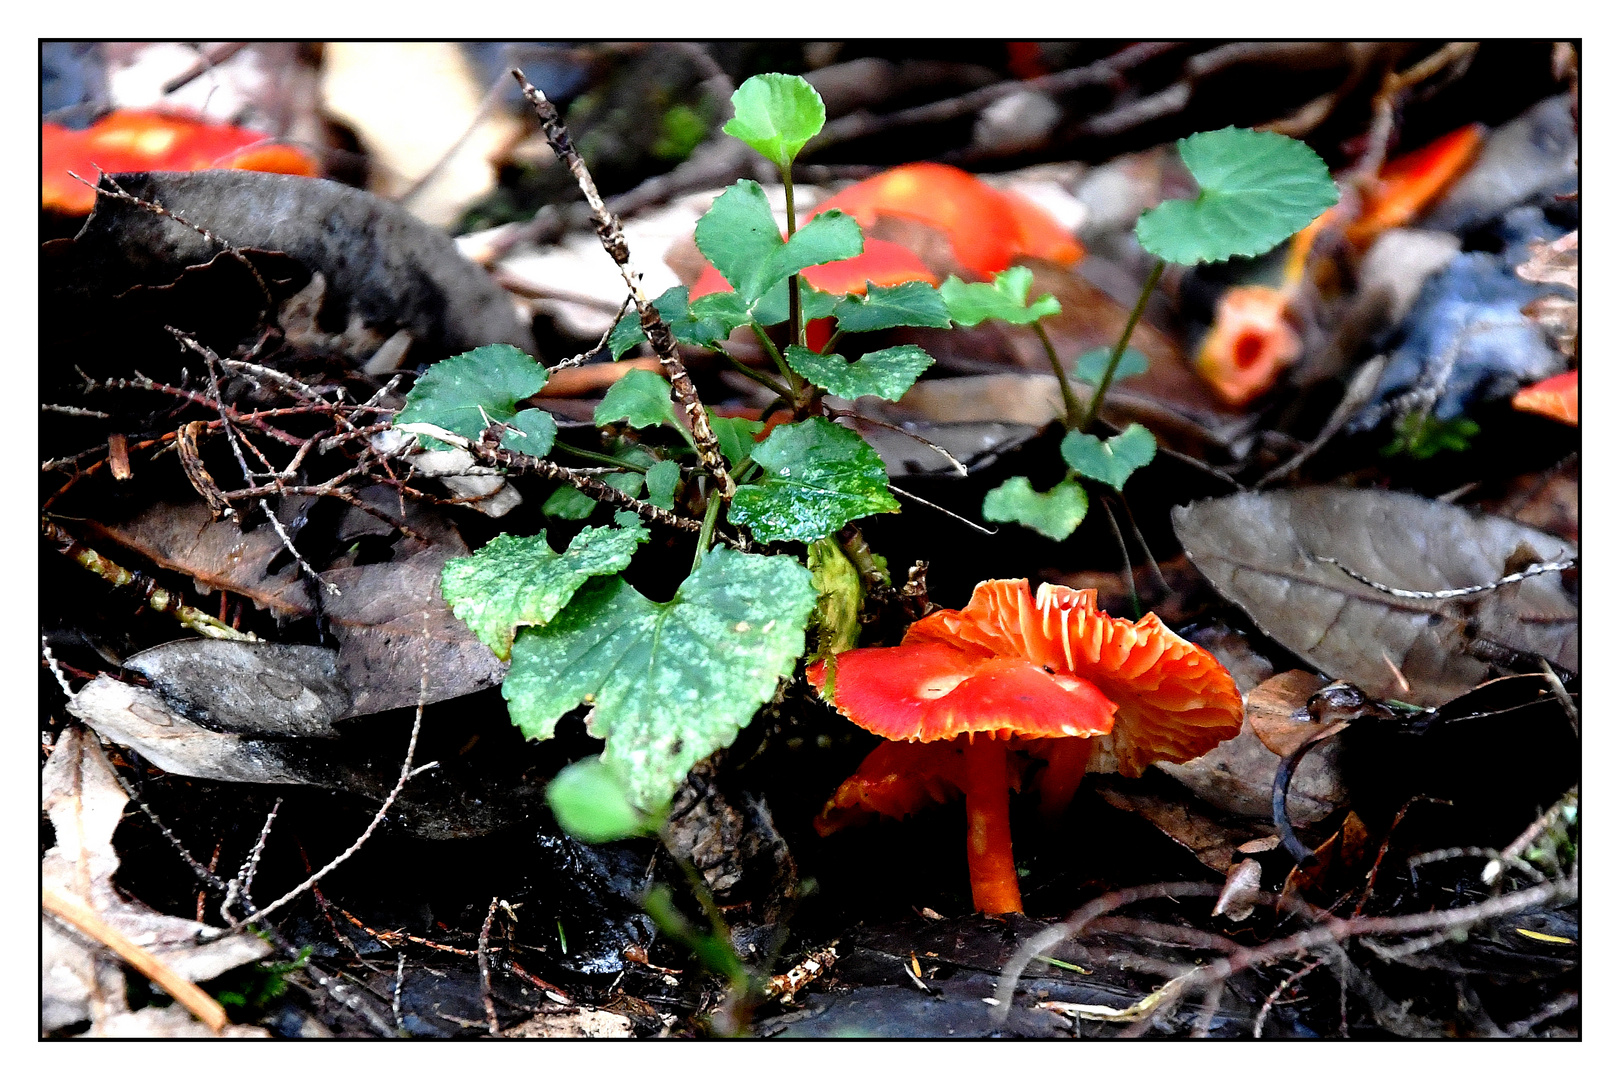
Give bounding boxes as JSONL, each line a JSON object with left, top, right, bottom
{"left": 1079, "top": 258, "right": 1165, "bottom": 432}
{"left": 555, "top": 443, "right": 648, "bottom": 471}
{"left": 693, "top": 485, "right": 723, "bottom": 572}
{"left": 1034, "top": 321, "right": 1086, "bottom": 431}
{"left": 750, "top": 323, "right": 795, "bottom": 387}
{"left": 716, "top": 348, "right": 793, "bottom": 399}
{"left": 1098, "top": 495, "right": 1141, "bottom": 619}
{"left": 784, "top": 170, "right": 803, "bottom": 350}
{"left": 819, "top": 328, "right": 845, "bottom": 356}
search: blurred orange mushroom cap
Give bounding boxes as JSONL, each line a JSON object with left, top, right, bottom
{"left": 1512, "top": 370, "right": 1578, "bottom": 426}
{"left": 1194, "top": 285, "right": 1303, "bottom": 409}
{"left": 42, "top": 110, "right": 320, "bottom": 216}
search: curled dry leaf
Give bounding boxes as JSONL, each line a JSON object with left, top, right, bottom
{"left": 60, "top": 171, "right": 533, "bottom": 360}
{"left": 1173, "top": 488, "right": 1577, "bottom": 706}
{"left": 41, "top": 726, "right": 272, "bottom": 1034}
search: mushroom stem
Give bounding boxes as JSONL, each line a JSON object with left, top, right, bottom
{"left": 1034, "top": 737, "right": 1094, "bottom": 823}
{"left": 961, "top": 736, "right": 1023, "bottom": 914}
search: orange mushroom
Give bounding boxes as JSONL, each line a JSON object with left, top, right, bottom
{"left": 808, "top": 579, "right": 1243, "bottom": 914}
{"left": 42, "top": 110, "right": 320, "bottom": 215}
{"left": 1345, "top": 124, "right": 1485, "bottom": 247}
{"left": 1194, "top": 285, "right": 1303, "bottom": 408}
{"left": 809, "top": 162, "right": 1083, "bottom": 278}
{"left": 1512, "top": 370, "right": 1578, "bottom": 425}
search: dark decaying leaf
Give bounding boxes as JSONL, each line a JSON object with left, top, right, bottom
{"left": 1172, "top": 488, "right": 1576, "bottom": 706}
{"left": 87, "top": 490, "right": 505, "bottom": 717}
{"left": 122, "top": 641, "right": 352, "bottom": 737}
{"left": 58, "top": 171, "right": 533, "bottom": 359}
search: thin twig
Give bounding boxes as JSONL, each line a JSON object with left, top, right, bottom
{"left": 479, "top": 897, "right": 501, "bottom": 1036}
{"left": 1311, "top": 553, "right": 1576, "bottom": 601}
{"left": 888, "top": 484, "right": 998, "bottom": 535}
{"left": 511, "top": 69, "right": 734, "bottom": 500}
{"left": 219, "top": 623, "right": 440, "bottom": 934}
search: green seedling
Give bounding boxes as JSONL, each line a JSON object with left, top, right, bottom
{"left": 977, "top": 126, "right": 1338, "bottom": 543}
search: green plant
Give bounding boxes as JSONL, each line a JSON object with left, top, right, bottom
{"left": 976, "top": 127, "right": 1339, "bottom": 545}
{"left": 394, "top": 72, "right": 979, "bottom": 841}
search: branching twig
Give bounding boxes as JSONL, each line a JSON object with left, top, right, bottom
{"left": 511, "top": 68, "right": 734, "bottom": 500}
{"left": 479, "top": 897, "right": 501, "bottom": 1036}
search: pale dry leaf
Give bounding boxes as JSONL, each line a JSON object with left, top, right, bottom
{"left": 41, "top": 726, "right": 272, "bottom": 1033}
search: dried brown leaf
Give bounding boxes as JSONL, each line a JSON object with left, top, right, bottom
{"left": 1173, "top": 488, "right": 1577, "bottom": 706}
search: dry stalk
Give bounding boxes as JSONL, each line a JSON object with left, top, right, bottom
{"left": 510, "top": 68, "right": 734, "bottom": 500}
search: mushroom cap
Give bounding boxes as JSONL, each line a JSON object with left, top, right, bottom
{"left": 811, "top": 579, "right": 1243, "bottom": 776}
{"left": 1512, "top": 370, "right": 1578, "bottom": 425}
{"left": 1194, "top": 285, "right": 1302, "bottom": 408}
{"left": 42, "top": 110, "right": 319, "bottom": 215}
{"left": 1345, "top": 124, "right": 1485, "bottom": 246}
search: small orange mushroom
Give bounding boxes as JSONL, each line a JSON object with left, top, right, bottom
{"left": 42, "top": 110, "right": 320, "bottom": 215}
{"left": 1512, "top": 370, "right": 1578, "bottom": 425}
{"left": 1194, "top": 285, "right": 1303, "bottom": 408}
{"left": 808, "top": 579, "right": 1243, "bottom": 914}
{"left": 1345, "top": 124, "right": 1485, "bottom": 247}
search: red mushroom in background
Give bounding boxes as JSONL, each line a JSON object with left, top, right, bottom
{"left": 808, "top": 579, "right": 1243, "bottom": 914}
{"left": 1194, "top": 285, "right": 1303, "bottom": 408}
{"left": 42, "top": 110, "right": 320, "bottom": 216}
{"left": 1512, "top": 370, "right": 1578, "bottom": 425}
{"left": 810, "top": 162, "right": 1083, "bottom": 277}
{"left": 1344, "top": 123, "right": 1485, "bottom": 247}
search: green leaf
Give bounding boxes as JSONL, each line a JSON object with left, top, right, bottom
{"left": 832, "top": 280, "right": 953, "bottom": 333}
{"left": 595, "top": 369, "right": 678, "bottom": 430}
{"left": 938, "top": 266, "right": 1061, "bottom": 327}
{"left": 982, "top": 476, "right": 1089, "bottom": 541}
{"left": 730, "top": 418, "right": 899, "bottom": 543}
{"left": 546, "top": 757, "right": 658, "bottom": 843}
{"left": 708, "top": 414, "right": 766, "bottom": 468}
{"left": 722, "top": 73, "right": 826, "bottom": 171}
{"left": 505, "top": 548, "right": 815, "bottom": 808}
{"left": 395, "top": 344, "right": 548, "bottom": 450}
{"left": 1060, "top": 423, "right": 1157, "bottom": 491}
{"left": 785, "top": 343, "right": 934, "bottom": 402}
{"left": 687, "top": 289, "right": 755, "bottom": 336}
{"left": 544, "top": 470, "right": 645, "bottom": 520}
{"left": 608, "top": 286, "right": 737, "bottom": 360}
{"left": 442, "top": 522, "right": 647, "bottom": 662}
{"left": 1135, "top": 127, "right": 1339, "bottom": 265}
{"left": 695, "top": 181, "right": 862, "bottom": 304}
{"left": 500, "top": 408, "right": 557, "bottom": 458}
{"left": 1073, "top": 346, "right": 1150, "bottom": 385}
{"left": 807, "top": 537, "right": 862, "bottom": 661}
{"left": 645, "top": 459, "right": 681, "bottom": 510}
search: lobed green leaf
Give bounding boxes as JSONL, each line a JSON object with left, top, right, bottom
{"left": 722, "top": 73, "right": 826, "bottom": 170}
{"left": 595, "top": 369, "right": 678, "bottom": 430}
{"left": 442, "top": 521, "right": 648, "bottom": 661}
{"left": 982, "top": 476, "right": 1089, "bottom": 541}
{"left": 729, "top": 418, "right": 899, "bottom": 543}
{"left": 395, "top": 344, "right": 548, "bottom": 451}
{"left": 695, "top": 181, "right": 862, "bottom": 304}
{"left": 608, "top": 286, "right": 737, "bottom": 360}
{"left": 938, "top": 266, "right": 1060, "bottom": 327}
{"left": 1134, "top": 127, "right": 1339, "bottom": 265}
{"left": 505, "top": 548, "right": 815, "bottom": 809}
{"left": 1060, "top": 423, "right": 1157, "bottom": 491}
{"left": 831, "top": 280, "right": 952, "bottom": 333}
{"left": 785, "top": 343, "right": 934, "bottom": 402}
